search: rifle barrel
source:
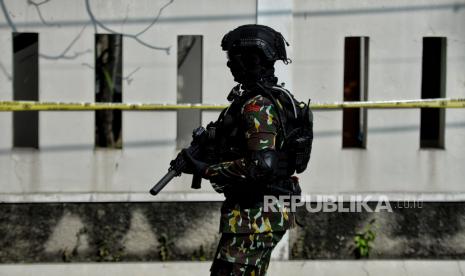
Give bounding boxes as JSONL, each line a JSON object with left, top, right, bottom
{"left": 150, "top": 169, "right": 178, "bottom": 195}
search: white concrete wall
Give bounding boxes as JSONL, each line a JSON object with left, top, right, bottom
{"left": 0, "top": 0, "right": 255, "bottom": 200}
{"left": 292, "top": 0, "right": 465, "bottom": 195}
{"left": 0, "top": 0, "right": 464, "bottom": 201}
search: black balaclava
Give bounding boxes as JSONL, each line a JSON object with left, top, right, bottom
{"left": 227, "top": 47, "right": 278, "bottom": 89}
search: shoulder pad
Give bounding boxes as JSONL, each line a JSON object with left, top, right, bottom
{"left": 241, "top": 94, "right": 273, "bottom": 114}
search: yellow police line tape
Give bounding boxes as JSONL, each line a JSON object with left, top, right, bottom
{"left": 0, "top": 98, "right": 464, "bottom": 111}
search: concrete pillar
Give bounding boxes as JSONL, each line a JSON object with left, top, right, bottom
{"left": 256, "top": 0, "right": 294, "bottom": 91}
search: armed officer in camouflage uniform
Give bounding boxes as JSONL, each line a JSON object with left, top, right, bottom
{"left": 181, "top": 24, "right": 312, "bottom": 276}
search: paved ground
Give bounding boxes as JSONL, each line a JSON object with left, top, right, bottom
{"left": 1, "top": 260, "right": 465, "bottom": 276}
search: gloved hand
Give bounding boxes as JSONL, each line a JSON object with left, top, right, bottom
{"left": 210, "top": 181, "right": 231, "bottom": 193}
{"left": 181, "top": 149, "right": 209, "bottom": 177}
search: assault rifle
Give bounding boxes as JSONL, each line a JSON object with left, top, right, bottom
{"left": 149, "top": 126, "right": 212, "bottom": 196}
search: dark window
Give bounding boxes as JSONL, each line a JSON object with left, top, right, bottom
{"left": 177, "top": 35, "right": 203, "bottom": 148}
{"left": 95, "top": 34, "right": 123, "bottom": 149}
{"left": 420, "top": 37, "right": 446, "bottom": 149}
{"left": 343, "top": 37, "right": 369, "bottom": 148}
{"left": 13, "top": 33, "right": 39, "bottom": 149}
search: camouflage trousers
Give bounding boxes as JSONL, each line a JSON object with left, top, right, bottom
{"left": 210, "top": 231, "right": 286, "bottom": 276}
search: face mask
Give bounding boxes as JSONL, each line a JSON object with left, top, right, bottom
{"left": 227, "top": 52, "right": 263, "bottom": 84}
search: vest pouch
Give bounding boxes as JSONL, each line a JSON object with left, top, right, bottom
{"left": 293, "top": 132, "right": 312, "bottom": 173}
{"left": 284, "top": 127, "right": 313, "bottom": 174}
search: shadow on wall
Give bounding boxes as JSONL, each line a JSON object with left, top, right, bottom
{"left": 1, "top": 202, "right": 465, "bottom": 262}
{"left": 0, "top": 202, "right": 221, "bottom": 263}
{"left": 0, "top": 122, "right": 464, "bottom": 154}
{"left": 290, "top": 202, "right": 465, "bottom": 259}
{"left": 0, "top": 139, "right": 175, "bottom": 155}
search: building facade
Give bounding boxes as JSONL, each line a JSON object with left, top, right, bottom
{"left": 0, "top": 0, "right": 464, "bottom": 270}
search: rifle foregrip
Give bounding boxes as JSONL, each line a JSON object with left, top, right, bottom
{"left": 191, "top": 174, "right": 202, "bottom": 189}
{"left": 150, "top": 169, "right": 178, "bottom": 196}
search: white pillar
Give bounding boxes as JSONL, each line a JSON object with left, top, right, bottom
{"left": 257, "top": 0, "right": 294, "bottom": 261}
{"left": 256, "top": 0, "right": 294, "bottom": 92}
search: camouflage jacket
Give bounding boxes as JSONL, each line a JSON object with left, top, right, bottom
{"left": 204, "top": 89, "right": 296, "bottom": 234}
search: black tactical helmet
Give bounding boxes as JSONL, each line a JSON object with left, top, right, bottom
{"left": 221, "top": 24, "right": 290, "bottom": 64}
